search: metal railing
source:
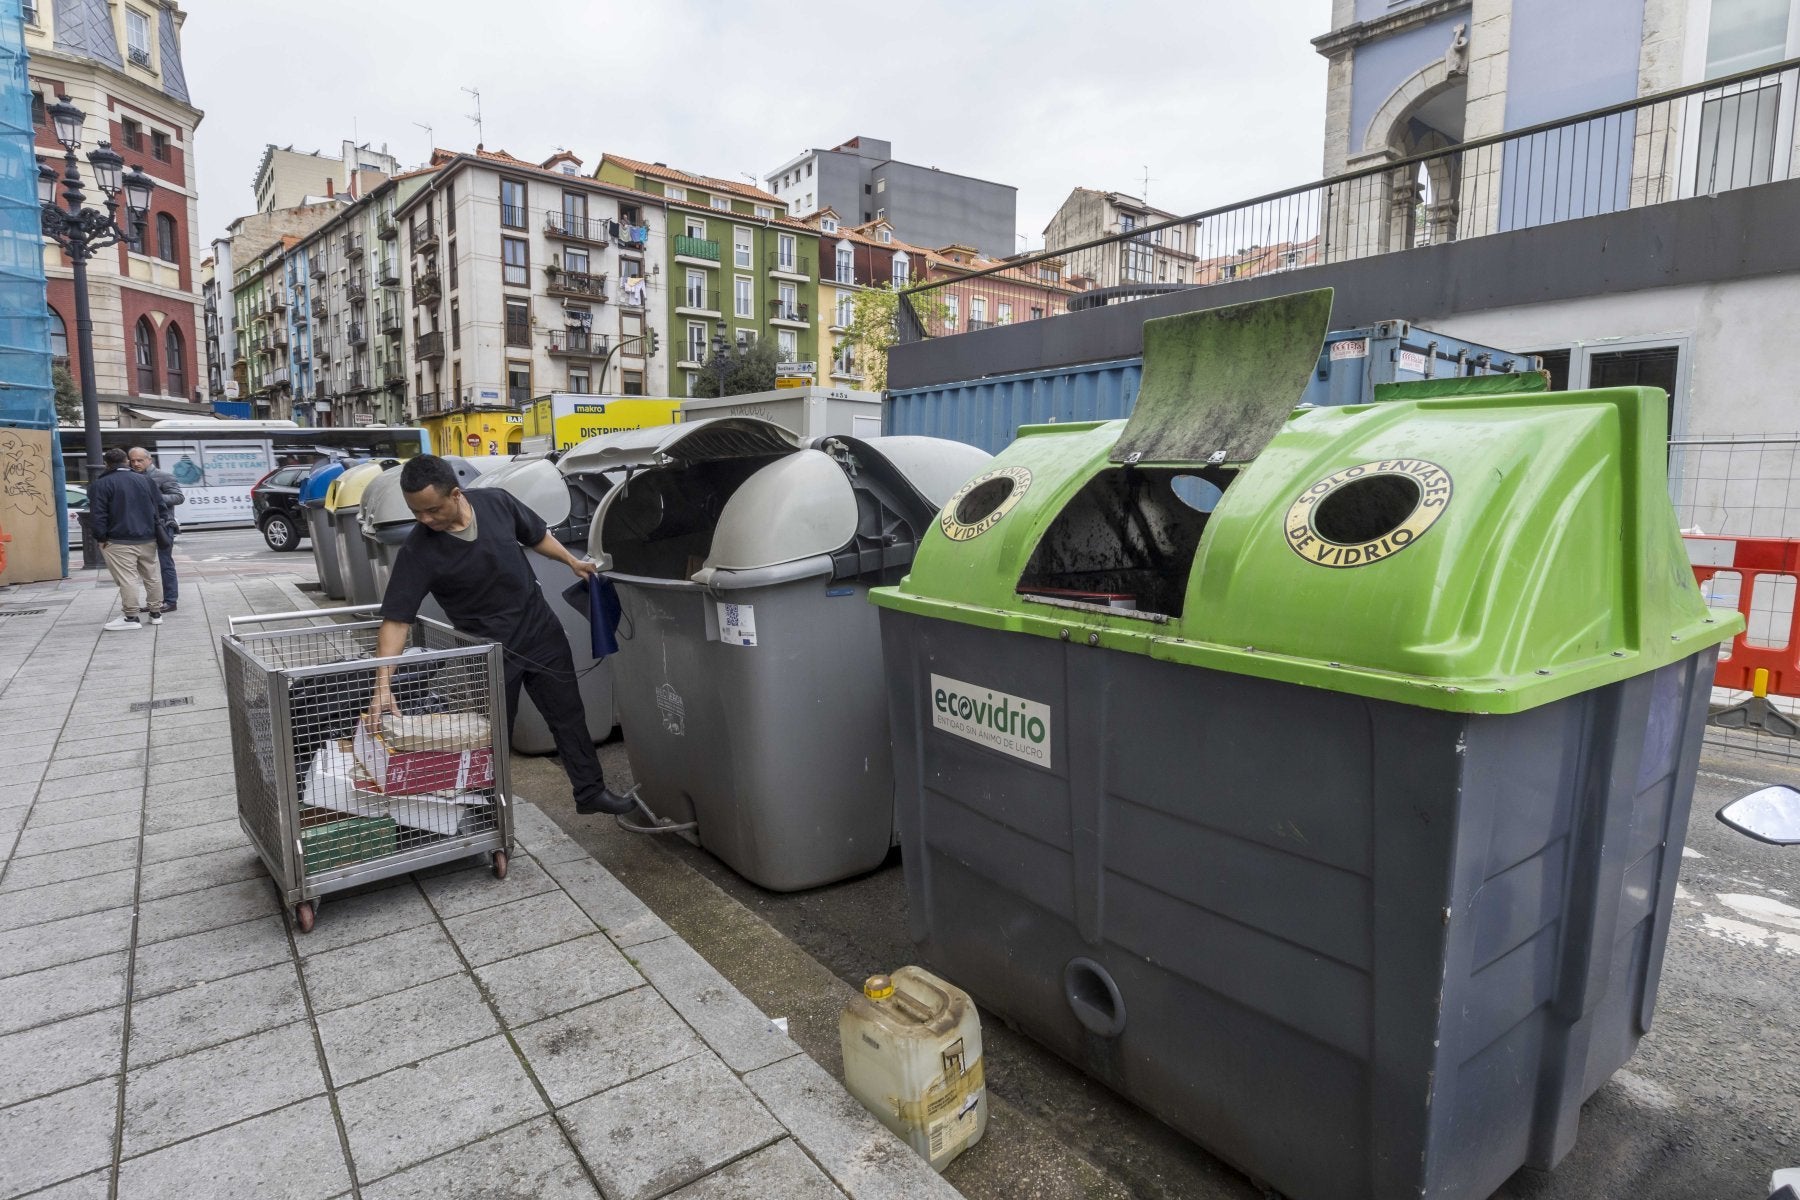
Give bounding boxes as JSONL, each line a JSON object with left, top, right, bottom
{"left": 416, "top": 331, "right": 444, "bottom": 360}
{"left": 500, "top": 204, "right": 528, "bottom": 230}
{"left": 416, "top": 391, "right": 442, "bottom": 415}
{"left": 674, "top": 235, "right": 720, "bottom": 262}
{"left": 377, "top": 258, "right": 400, "bottom": 286}
{"left": 378, "top": 214, "right": 398, "bottom": 240}
{"left": 412, "top": 219, "right": 439, "bottom": 252}
{"left": 343, "top": 233, "right": 364, "bottom": 258}
{"left": 680, "top": 288, "right": 721, "bottom": 312}
{"left": 548, "top": 329, "right": 606, "bottom": 355}
{"left": 348, "top": 322, "right": 367, "bottom": 346}
{"left": 548, "top": 269, "right": 608, "bottom": 300}
{"left": 413, "top": 269, "right": 441, "bottom": 302}
{"left": 898, "top": 56, "right": 1800, "bottom": 343}
{"left": 505, "top": 318, "right": 530, "bottom": 348}
{"left": 769, "top": 252, "right": 810, "bottom": 276}
{"left": 769, "top": 300, "right": 810, "bottom": 324}
{"left": 545, "top": 212, "right": 609, "bottom": 243}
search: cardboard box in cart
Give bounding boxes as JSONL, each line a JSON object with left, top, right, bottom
{"left": 353, "top": 720, "right": 495, "bottom": 796}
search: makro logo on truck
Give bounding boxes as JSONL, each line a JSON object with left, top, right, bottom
{"left": 929, "top": 674, "right": 1052, "bottom": 767}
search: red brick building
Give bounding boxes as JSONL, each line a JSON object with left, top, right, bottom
{"left": 28, "top": 1, "right": 204, "bottom": 422}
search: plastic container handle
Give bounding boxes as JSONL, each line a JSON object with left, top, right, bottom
{"left": 1064, "top": 958, "right": 1128, "bottom": 1038}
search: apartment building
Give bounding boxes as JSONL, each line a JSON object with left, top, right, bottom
{"left": 1040, "top": 189, "right": 1201, "bottom": 290}
{"left": 596, "top": 155, "right": 820, "bottom": 396}
{"left": 764, "top": 135, "right": 1018, "bottom": 258}
{"left": 395, "top": 148, "right": 669, "bottom": 425}
{"left": 27, "top": 0, "right": 203, "bottom": 421}
{"left": 800, "top": 209, "right": 922, "bottom": 384}
{"left": 252, "top": 140, "right": 399, "bottom": 213}
{"left": 915, "top": 243, "right": 1091, "bottom": 338}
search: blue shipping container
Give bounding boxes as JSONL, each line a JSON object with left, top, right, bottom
{"left": 884, "top": 321, "right": 1538, "bottom": 455}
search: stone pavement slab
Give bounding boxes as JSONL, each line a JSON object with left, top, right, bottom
{"left": 0, "top": 569, "right": 968, "bottom": 1200}
{"left": 559, "top": 1054, "right": 784, "bottom": 1200}
{"left": 115, "top": 1096, "right": 351, "bottom": 1200}
{"left": 358, "top": 1116, "right": 596, "bottom": 1200}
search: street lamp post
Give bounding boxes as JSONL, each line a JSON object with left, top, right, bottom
{"left": 708, "top": 327, "right": 733, "bottom": 399}
{"left": 36, "top": 97, "right": 155, "bottom": 568}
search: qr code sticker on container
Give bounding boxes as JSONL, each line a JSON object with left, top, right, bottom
{"left": 718, "top": 601, "right": 757, "bottom": 647}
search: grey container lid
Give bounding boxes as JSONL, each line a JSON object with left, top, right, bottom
{"left": 467, "top": 457, "right": 573, "bottom": 528}
{"left": 835, "top": 435, "right": 992, "bottom": 506}
{"left": 699, "top": 450, "right": 857, "bottom": 574}
{"left": 558, "top": 416, "right": 802, "bottom": 476}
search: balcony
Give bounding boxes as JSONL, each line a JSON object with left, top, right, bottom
{"left": 379, "top": 307, "right": 402, "bottom": 335}
{"left": 416, "top": 391, "right": 442, "bottom": 415}
{"left": 412, "top": 269, "right": 441, "bottom": 305}
{"left": 544, "top": 212, "right": 609, "bottom": 244}
{"left": 768, "top": 300, "right": 810, "bottom": 327}
{"left": 548, "top": 329, "right": 606, "bottom": 356}
{"left": 376, "top": 258, "right": 400, "bottom": 286}
{"left": 311, "top": 296, "right": 327, "bottom": 319}
{"left": 412, "top": 219, "right": 439, "bottom": 253}
{"left": 673, "top": 235, "right": 720, "bottom": 265}
{"left": 677, "top": 288, "right": 721, "bottom": 316}
{"left": 615, "top": 223, "right": 648, "bottom": 251}
{"left": 314, "top": 337, "right": 333, "bottom": 361}
{"left": 343, "top": 233, "right": 364, "bottom": 258}
{"left": 346, "top": 276, "right": 367, "bottom": 302}
{"left": 378, "top": 213, "right": 398, "bottom": 240}
{"left": 416, "top": 331, "right": 445, "bottom": 361}
{"left": 272, "top": 326, "right": 289, "bottom": 347}
{"left": 311, "top": 259, "right": 328, "bottom": 280}
{"left": 967, "top": 318, "right": 995, "bottom": 332}
{"left": 348, "top": 322, "right": 367, "bottom": 346}
{"left": 505, "top": 319, "right": 530, "bottom": 348}
{"left": 547, "top": 269, "right": 608, "bottom": 301}
{"left": 268, "top": 291, "right": 288, "bottom": 312}
{"left": 347, "top": 370, "right": 369, "bottom": 392}
{"left": 768, "top": 252, "right": 811, "bottom": 280}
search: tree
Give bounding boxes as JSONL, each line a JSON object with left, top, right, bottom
{"left": 843, "top": 281, "right": 947, "bottom": 393}
{"left": 52, "top": 364, "right": 80, "bottom": 426}
{"left": 691, "top": 335, "right": 781, "bottom": 399}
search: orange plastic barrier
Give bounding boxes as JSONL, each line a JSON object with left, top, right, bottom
{"left": 1685, "top": 534, "right": 1800, "bottom": 695}
{"left": 0, "top": 525, "right": 9, "bottom": 576}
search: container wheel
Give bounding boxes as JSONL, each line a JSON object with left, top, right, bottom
{"left": 492, "top": 849, "right": 508, "bottom": 880}
{"left": 294, "top": 900, "right": 315, "bottom": 933}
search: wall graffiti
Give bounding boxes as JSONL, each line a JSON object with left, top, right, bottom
{"left": 0, "top": 428, "right": 52, "bottom": 518}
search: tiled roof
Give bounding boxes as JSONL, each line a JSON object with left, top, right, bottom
{"left": 603, "top": 153, "right": 783, "bottom": 205}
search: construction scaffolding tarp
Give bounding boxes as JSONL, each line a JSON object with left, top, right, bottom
{"left": 0, "top": 0, "right": 67, "bottom": 580}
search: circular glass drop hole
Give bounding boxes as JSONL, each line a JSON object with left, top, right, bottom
{"left": 955, "top": 476, "right": 1015, "bottom": 525}
{"left": 1312, "top": 473, "right": 1422, "bottom": 545}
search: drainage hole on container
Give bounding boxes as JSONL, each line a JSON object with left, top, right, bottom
{"left": 1064, "top": 957, "right": 1127, "bottom": 1038}
{"left": 1312, "top": 473, "right": 1422, "bottom": 545}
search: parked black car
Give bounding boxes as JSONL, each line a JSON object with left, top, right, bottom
{"left": 251, "top": 463, "right": 312, "bottom": 552}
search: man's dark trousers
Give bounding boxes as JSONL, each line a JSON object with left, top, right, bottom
{"left": 156, "top": 539, "right": 178, "bottom": 606}
{"left": 503, "top": 621, "right": 604, "bottom": 805}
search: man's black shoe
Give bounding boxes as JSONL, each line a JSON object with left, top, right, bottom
{"left": 162, "top": 602, "right": 177, "bottom": 612}
{"left": 576, "top": 787, "right": 636, "bottom": 816}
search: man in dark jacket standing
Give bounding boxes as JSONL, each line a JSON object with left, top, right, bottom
{"left": 129, "top": 446, "right": 185, "bottom": 611}
{"left": 88, "top": 447, "right": 169, "bottom": 631}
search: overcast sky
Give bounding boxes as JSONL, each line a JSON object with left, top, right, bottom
{"left": 179, "top": 0, "right": 1334, "bottom": 253}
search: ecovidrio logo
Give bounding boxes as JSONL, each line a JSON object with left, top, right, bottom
{"left": 929, "top": 674, "right": 1053, "bottom": 767}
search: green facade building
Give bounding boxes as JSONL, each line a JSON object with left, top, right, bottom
{"left": 598, "top": 155, "right": 821, "bottom": 395}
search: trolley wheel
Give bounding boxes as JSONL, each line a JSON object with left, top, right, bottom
{"left": 294, "top": 901, "right": 315, "bottom": 934}
{"left": 492, "top": 850, "right": 509, "bottom": 880}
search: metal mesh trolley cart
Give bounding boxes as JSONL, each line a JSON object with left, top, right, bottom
{"left": 223, "top": 607, "right": 514, "bottom": 932}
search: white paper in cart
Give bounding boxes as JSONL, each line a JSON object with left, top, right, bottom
{"left": 386, "top": 791, "right": 489, "bottom": 835}
{"left": 302, "top": 741, "right": 389, "bottom": 818}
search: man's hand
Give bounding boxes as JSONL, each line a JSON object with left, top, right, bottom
{"left": 570, "top": 557, "right": 599, "bottom": 581}
{"left": 365, "top": 681, "right": 403, "bottom": 728}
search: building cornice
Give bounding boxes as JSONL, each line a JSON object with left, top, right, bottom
{"left": 1311, "top": 0, "right": 1468, "bottom": 57}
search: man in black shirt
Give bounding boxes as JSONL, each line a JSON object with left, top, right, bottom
{"left": 370, "top": 455, "right": 633, "bottom": 815}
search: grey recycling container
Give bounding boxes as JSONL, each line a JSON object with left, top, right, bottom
{"left": 466, "top": 456, "right": 617, "bottom": 753}
{"left": 584, "top": 416, "right": 989, "bottom": 892}
{"left": 870, "top": 294, "right": 1741, "bottom": 1200}
{"left": 326, "top": 460, "right": 395, "bottom": 607}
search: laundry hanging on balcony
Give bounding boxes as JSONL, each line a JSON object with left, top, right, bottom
{"left": 620, "top": 276, "right": 648, "bottom": 307}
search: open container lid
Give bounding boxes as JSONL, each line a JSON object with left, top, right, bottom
{"left": 559, "top": 417, "right": 800, "bottom": 477}
{"left": 468, "top": 457, "right": 574, "bottom": 528}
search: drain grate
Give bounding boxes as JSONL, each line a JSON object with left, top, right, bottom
{"left": 0, "top": 608, "right": 48, "bottom": 618}
{"left": 129, "top": 696, "right": 195, "bottom": 713}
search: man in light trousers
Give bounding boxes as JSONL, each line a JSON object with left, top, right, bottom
{"left": 87, "top": 447, "right": 169, "bottom": 630}
{"left": 128, "top": 446, "right": 185, "bottom": 611}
